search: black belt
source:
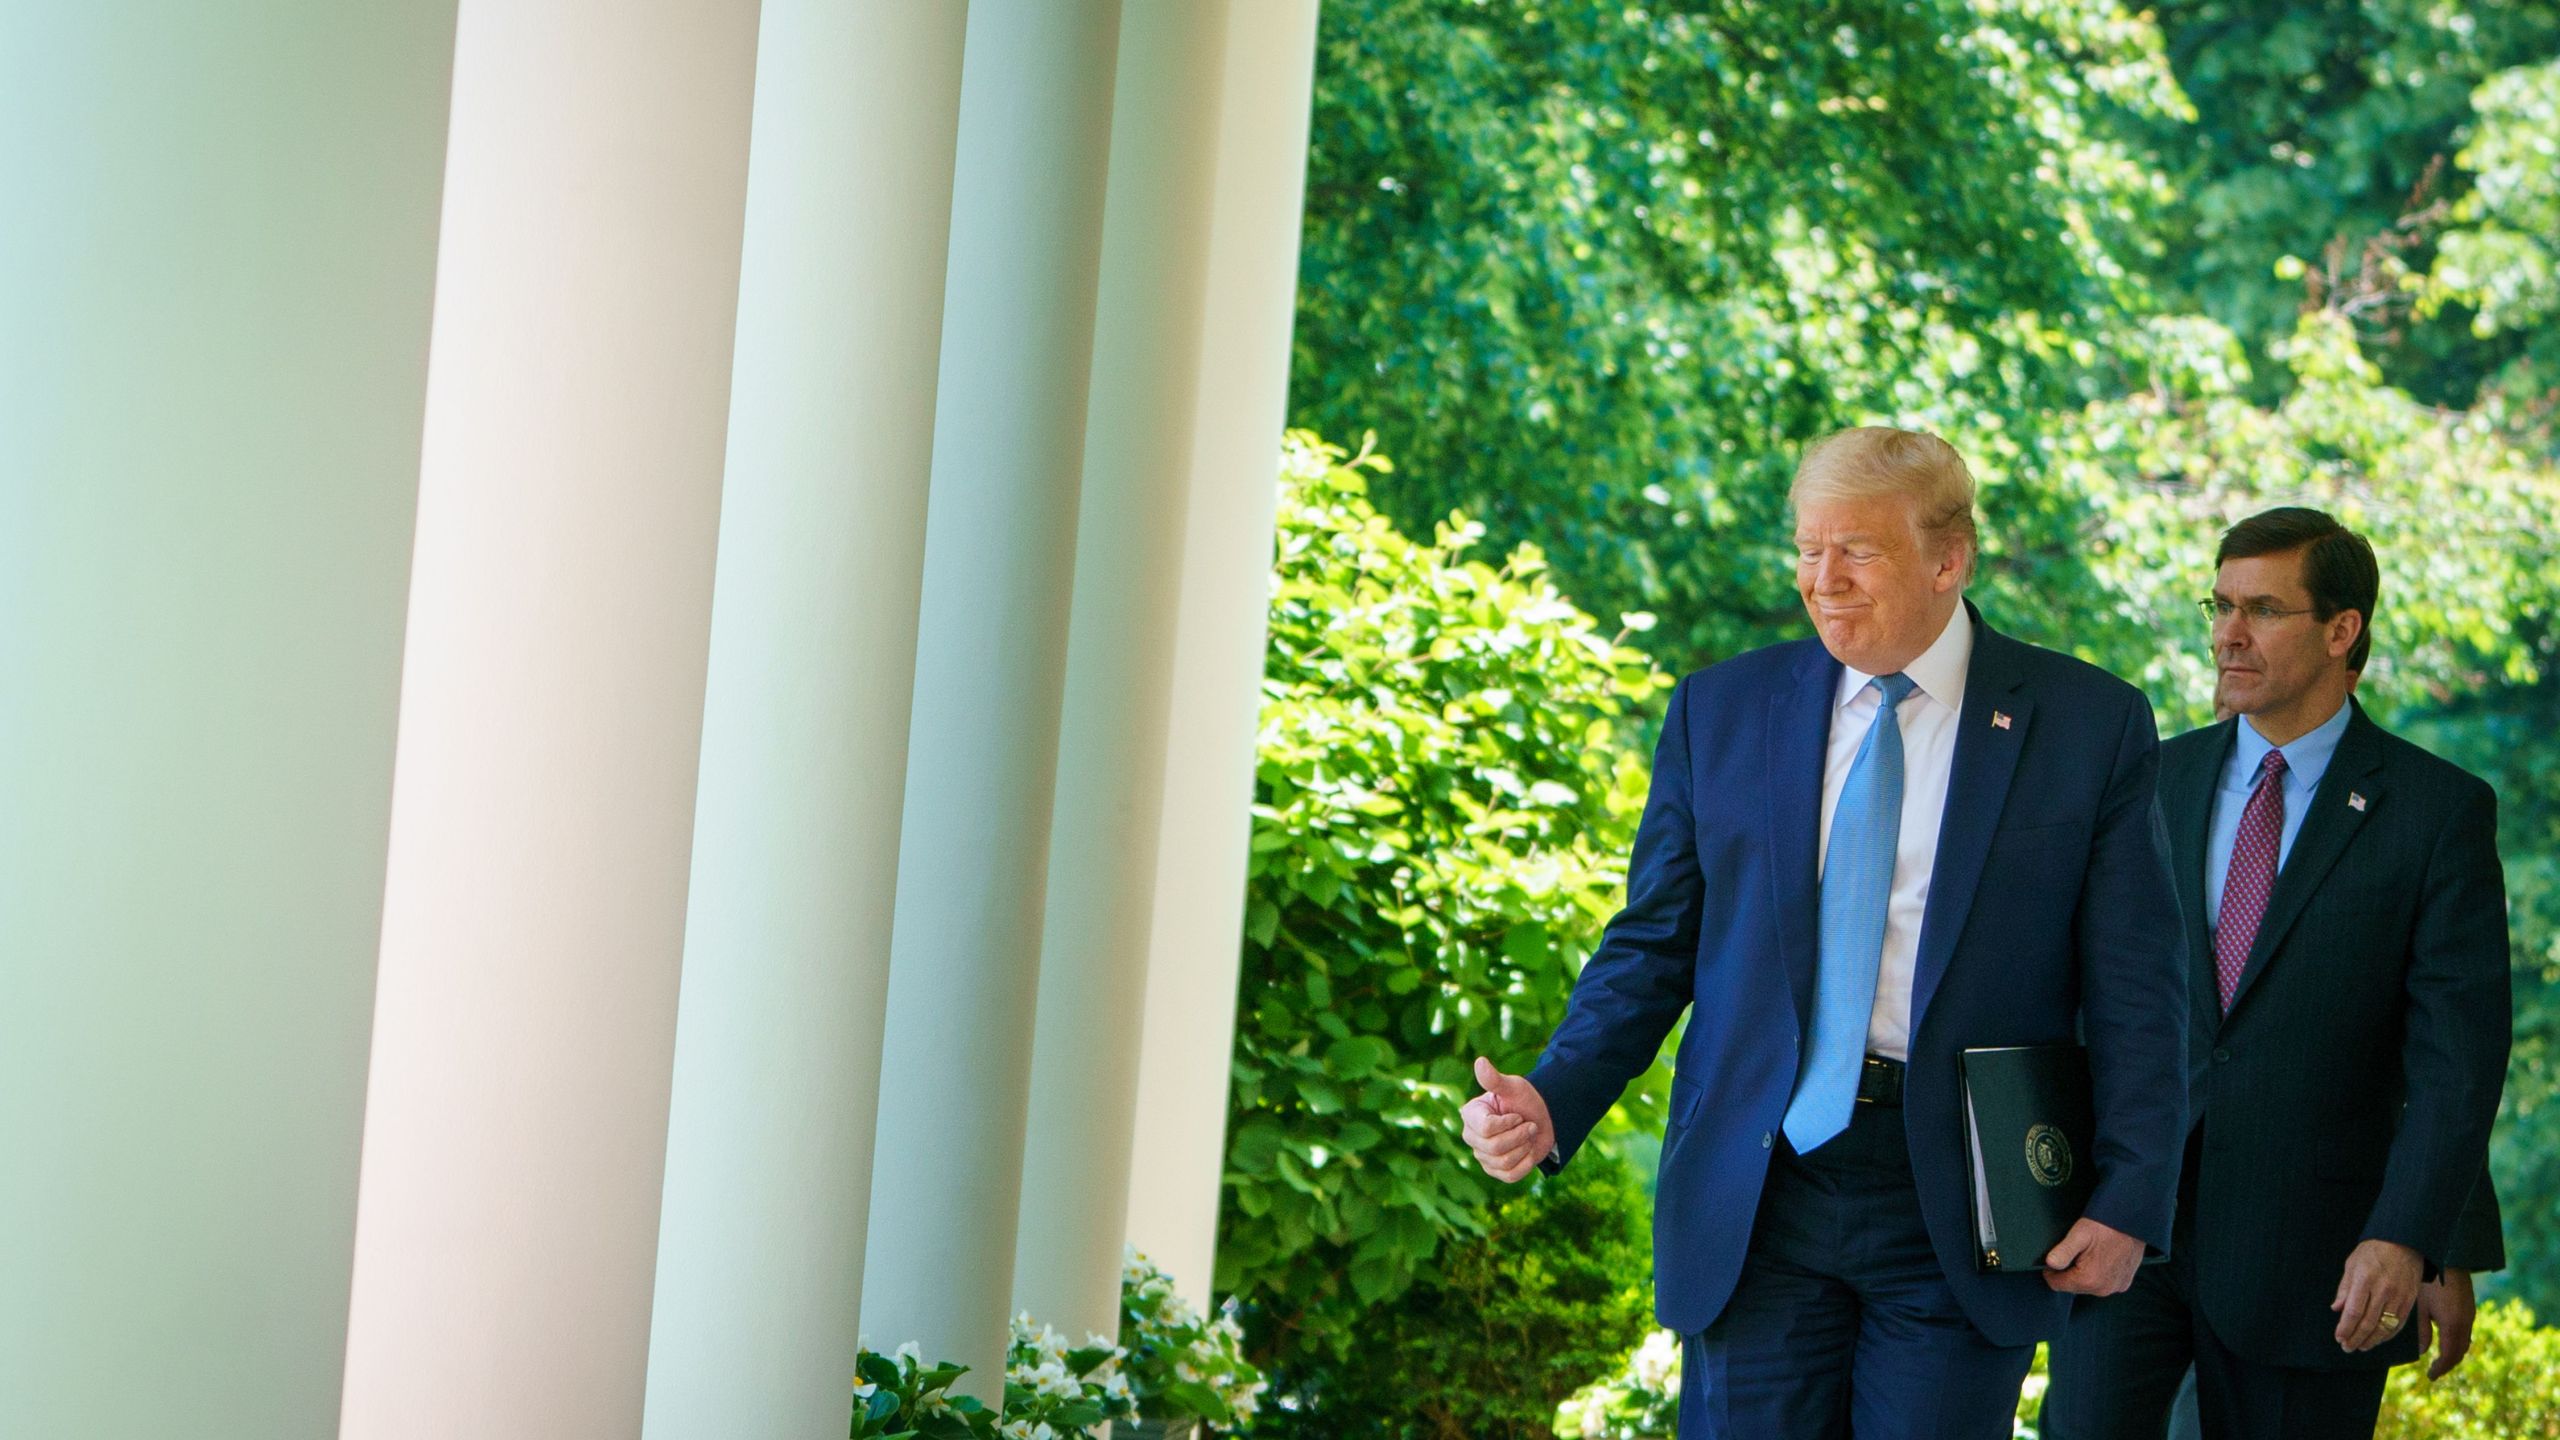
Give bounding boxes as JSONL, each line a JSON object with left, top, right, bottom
{"left": 1855, "top": 1055, "right": 1905, "bottom": 1107}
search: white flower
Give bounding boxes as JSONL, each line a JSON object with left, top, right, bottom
{"left": 894, "top": 1341, "right": 922, "bottom": 1364}
{"left": 1023, "top": 1357, "right": 1080, "bottom": 1401}
{"left": 1629, "top": 1328, "right": 1680, "bottom": 1392}
{"left": 853, "top": 1380, "right": 876, "bottom": 1400}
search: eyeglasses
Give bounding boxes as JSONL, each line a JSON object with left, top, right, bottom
{"left": 2197, "top": 598, "right": 2315, "bottom": 625}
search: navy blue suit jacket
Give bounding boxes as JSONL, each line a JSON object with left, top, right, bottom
{"left": 1526, "top": 604, "right": 2189, "bottom": 1345}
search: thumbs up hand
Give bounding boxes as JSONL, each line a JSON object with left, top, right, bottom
{"left": 1461, "top": 1056, "right": 1556, "bottom": 1182}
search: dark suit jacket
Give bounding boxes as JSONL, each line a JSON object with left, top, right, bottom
{"left": 1527, "top": 603, "right": 2188, "bottom": 1346}
{"left": 2451, "top": 1166, "right": 2506, "bottom": 1273}
{"left": 2160, "top": 703, "right": 2510, "bottom": 1369}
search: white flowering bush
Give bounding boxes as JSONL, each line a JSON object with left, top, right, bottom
{"left": 1000, "top": 1314, "right": 1138, "bottom": 1440}
{"left": 1553, "top": 1327, "right": 1679, "bottom": 1440}
{"left": 851, "top": 1257, "right": 1257, "bottom": 1440}
{"left": 847, "top": 1323, "right": 1130, "bottom": 1440}
{"left": 850, "top": 1340, "right": 999, "bottom": 1440}
{"left": 1119, "top": 1247, "right": 1266, "bottom": 1432}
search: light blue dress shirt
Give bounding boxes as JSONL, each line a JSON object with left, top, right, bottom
{"left": 2204, "top": 700, "right": 2354, "bottom": 929}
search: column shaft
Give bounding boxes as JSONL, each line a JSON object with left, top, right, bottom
{"left": 335, "top": 3, "right": 760, "bottom": 1436}
{"left": 641, "top": 4, "right": 969, "bottom": 1436}
{"left": 859, "top": 0, "right": 1124, "bottom": 1401}
{"left": 1011, "top": 0, "right": 1241, "bottom": 1338}
{"left": 0, "top": 9, "right": 455, "bottom": 1435}
{"left": 1115, "top": 0, "right": 1324, "bottom": 1316}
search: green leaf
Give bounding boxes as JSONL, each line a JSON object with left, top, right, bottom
{"left": 1323, "top": 1034, "right": 1395, "bottom": 1078}
{"left": 1244, "top": 897, "right": 1280, "bottom": 947}
{"left": 855, "top": 1353, "right": 902, "bottom": 1393}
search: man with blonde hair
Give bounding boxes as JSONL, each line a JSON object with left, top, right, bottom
{"left": 1461, "top": 427, "right": 2188, "bottom": 1438}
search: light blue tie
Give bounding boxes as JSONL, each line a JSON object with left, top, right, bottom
{"left": 1783, "top": 671, "right": 1916, "bottom": 1153}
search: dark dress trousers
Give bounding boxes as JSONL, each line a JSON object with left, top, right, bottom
{"left": 2160, "top": 1168, "right": 2508, "bottom": 1440}
{"left": 2047, "top": 703, "right": 2511, "bottom": 1439}
{"left": 1525, "top": 605, "right": 2188, "bottom": 1435}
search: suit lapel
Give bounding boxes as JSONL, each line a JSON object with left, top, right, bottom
{"left": 2169, "top": 721, "right": 2235, "bottom": 1037}
{"left": 1766, "top": 643, "right": 1841, "bottom": 1036}
{"left": 2221, "top": 704, "right": 2385, "bottom": 1018}
{"left": 1910, "top": 610, "right": 2031, "bottom": 1030}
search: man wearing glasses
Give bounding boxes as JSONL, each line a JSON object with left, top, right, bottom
{"left": 2043, "top": 507, "right": 2512, "bottom": 1440}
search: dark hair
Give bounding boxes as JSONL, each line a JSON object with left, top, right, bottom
{"left": 2214, "top": 507, "right": 2379, "bottom": 671}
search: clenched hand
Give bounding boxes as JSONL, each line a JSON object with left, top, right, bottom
{"left": 2042, "top": 1216, "right": 2144, "bottom": 1296}
{"left": 1460, "top": 1056, "right": 1554, "bottom": 1182}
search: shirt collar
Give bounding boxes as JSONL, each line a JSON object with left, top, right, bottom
{"left": 1834, "top": 601, "right": 1973, "bottom": 714}
{"left": 2232, "top": 696, "right": 2353, "bottom": 790}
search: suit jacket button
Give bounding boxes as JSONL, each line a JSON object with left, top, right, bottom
{"left": 2212, "top": 1047, "right": 2231, "bottom": 1063}
{"left": 1761, "top": 1132, "right": 1774, "bottom": 1149}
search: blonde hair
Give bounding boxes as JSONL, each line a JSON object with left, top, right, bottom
{"left": 1790, "top": 426, "right": 1980, "bottom": 570}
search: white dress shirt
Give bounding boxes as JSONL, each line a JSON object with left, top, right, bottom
{"left": 1816, "top": 602, "right": 1973, "bottom": 1062}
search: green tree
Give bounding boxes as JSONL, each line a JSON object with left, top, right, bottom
{"left": 2430, "top": 57, "right": 2560, "bottom": 419}
{"left": 1291, "top": 0, "right": 2188, "bottom": 665}
{"left": 2003, "top": 306, "right": 2560, "bottom": 730}
{"left": 2143, "top": 0, "right": 2560, "bottom": 406}
{"left": 1218, "top": 433, "right": 1668, "bottom": 1357}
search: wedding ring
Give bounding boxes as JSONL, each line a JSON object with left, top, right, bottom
{"left": 2379, "top": 1312, "right": 2401, "bottom": 1330}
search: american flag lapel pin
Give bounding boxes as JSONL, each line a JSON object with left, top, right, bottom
{"left": 2349, "top": 792, "right": 2368, "bottom": 811}
{"left": 1992, "top": 710, "right": 2012, "bottom": 730}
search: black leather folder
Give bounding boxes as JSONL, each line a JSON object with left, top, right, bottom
{"left": 1960, "top": 1044, "right": 2097, "bottom": 1273}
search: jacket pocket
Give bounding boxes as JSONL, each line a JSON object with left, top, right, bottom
{"left": 1669, "top": 1073, "right": 1706, "bottom": 1128}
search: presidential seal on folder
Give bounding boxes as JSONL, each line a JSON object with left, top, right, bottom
{"left": 1960, "top": 1043, "right": 2098, "bottom": 1273}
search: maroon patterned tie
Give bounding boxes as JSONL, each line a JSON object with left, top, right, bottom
{"left": 2215, "top": 749, "right": 2288, "bottom": 1011}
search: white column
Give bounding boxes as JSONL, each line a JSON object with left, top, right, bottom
{"left": 859, "top": 0, "right": 1124, "bottom": 1400}
{"left": 1114, "top": 0, "right": 1323, "bottom": 1317}
{"left": 335, "top": 3, "right": 760, "bottom": 1438}
{"left": 0, "top": 9, "right": 455, "bottom": 1436}
{"left": 1011, "top": 0, "right": 1255, "bottom": 1338}
{"left": 640, "top": 5, "right": 968, "bottom": 1437}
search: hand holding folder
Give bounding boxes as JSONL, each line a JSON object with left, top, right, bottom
{"left": 1962, "top": 1045, "right": 2104, "bottom": 1274}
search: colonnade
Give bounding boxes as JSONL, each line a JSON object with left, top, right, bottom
{"left": 0, "top": 2, "right": 1321, "bottom": 1435}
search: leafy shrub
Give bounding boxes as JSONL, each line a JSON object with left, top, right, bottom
{"left": 848, "top": 1317, "right": 1134, "bottom": 1440}
{"left": 1120, "top": 1247, "right": 1265, "bottom": 1431}
{"left": 2378, "top": 1300, "right": 2560, "bottom": 1439}
{"left": 1218, "top": 431, "right": 1670, "bottom": 1361}
{"left": 1002, "top": 1316, "right": 1136, "bottom": 1440}
{"left": 1247, "top": 1144, "right": 1654, "bottom": 1440}
{"left": 850, "top": 1343, "right": 998, "bottom": 1440}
